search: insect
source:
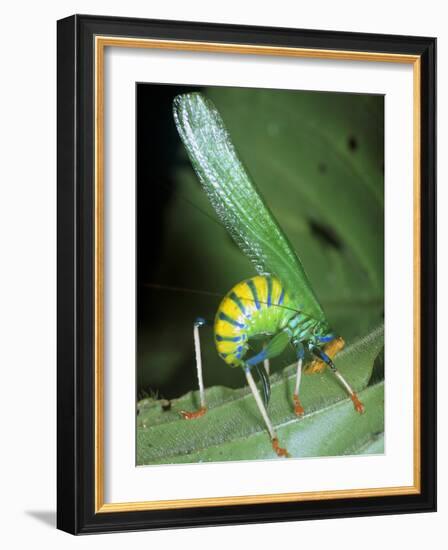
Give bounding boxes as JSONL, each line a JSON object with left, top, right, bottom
{"left": 173, "top": 92, "right": 365, "bottom": 458}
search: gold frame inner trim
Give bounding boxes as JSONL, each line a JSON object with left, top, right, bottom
{"left": 94, "top": 35, "right": 421, "bottom": 513}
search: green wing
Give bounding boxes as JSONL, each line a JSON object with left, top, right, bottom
{"left": 173, "top": 92, "right": 325, "bottom": 322}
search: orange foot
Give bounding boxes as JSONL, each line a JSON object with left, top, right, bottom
{"left": 179, "top": 406, "right": 207, "bottom": 420}
{"left": 293, "top": 393, "right": 305, "bottom": 416}
{"left": 272, "top": 438, "right": 290, "bottom": 458}
{"left": 351, "top": 393, "right": 365, "bottom": 414}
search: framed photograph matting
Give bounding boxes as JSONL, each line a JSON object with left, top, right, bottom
{"left": 57, "top": 14, "right": 436, "bottom": 534}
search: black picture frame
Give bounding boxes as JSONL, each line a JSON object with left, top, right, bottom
{"left": 57, "top": 14, "right": 436, "bottom": 534}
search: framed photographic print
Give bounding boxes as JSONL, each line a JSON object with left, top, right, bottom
{"left": 57, "top": 14, "right": 436, "bottom": 534}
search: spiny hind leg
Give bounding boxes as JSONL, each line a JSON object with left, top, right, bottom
{"left": 180, "top": 317, "right": 209, "bottom": 420}
{"left": 293, "top": 345, "right": 305, "bottom": 416}
{"left": 263, "top": 343, "right": 270, "bottom": 376}
{"left": 243, "top": 333, "right": 290, "bottom": 456}
{"left": 311, "top": 345, "right": 365, "bottom": 414}
{"left": 243, "top": 362, "right": 289, "bottom": 459}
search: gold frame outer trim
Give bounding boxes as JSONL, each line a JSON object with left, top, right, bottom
{"left": 94, "top": 36, "right": 421, "bottom": 513}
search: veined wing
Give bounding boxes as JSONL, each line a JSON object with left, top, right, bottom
{"left": 173, "top": 92, "right": 325, "bottom": 322}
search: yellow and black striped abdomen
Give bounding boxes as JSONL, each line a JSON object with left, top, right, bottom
{"left": 214, "top": 275, "right": 293, "bottom": 367}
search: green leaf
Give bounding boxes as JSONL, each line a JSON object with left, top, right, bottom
{"left": 137, "top": 325, "right": 384, "bottom": 465}
{"left": 352, "top": 432, "right": 384, "bottom": 455}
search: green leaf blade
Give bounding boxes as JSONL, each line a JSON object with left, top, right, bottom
{"left": 137, "top": 325, "right": 384, "bottom": 465}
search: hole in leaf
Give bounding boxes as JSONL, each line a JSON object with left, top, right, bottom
{"left": 318, "top": 162, "right": 327, "bottom": 174}
{"left": 348, "top": 136, "right": 358, "bottom": 151}
{"left": 309, "top": 219, "right": 343, "bottom": 250}
{"left": 161, "top": 399, "right": 172, "bottom": 412}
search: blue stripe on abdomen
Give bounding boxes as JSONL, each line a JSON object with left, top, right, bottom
{"left": 218, "top": 311, "right": 246, "bottom": 329}
{"left": 229, "top": 291, "right": 248, "bottom": 317}
{"left": 246, "top": 280, "right": 260, "bottom": 310}
{"left": 266, "top": 277, "right": 272, "bottom": 307}
{"left": 278, "top": 287, "right": 285, "bottom": 306}
{"left": 216, "top": 334, "right": 242, "bottom": 342}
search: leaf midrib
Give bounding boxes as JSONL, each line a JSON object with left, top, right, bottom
{"left": 139, "top": 382, "right": 383, "bottom": 462}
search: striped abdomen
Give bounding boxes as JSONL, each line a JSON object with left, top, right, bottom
{"left": 214, "top": 275, "right": 294, "bottom": 367}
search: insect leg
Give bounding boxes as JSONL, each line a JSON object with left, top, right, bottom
{"left": 180, "top": 317, "right": 210, "bottom": 420}
{"left": 245, "top": 330, "right": 291, "bottom": 409}
{"left": 306, "top": 336, "right": 345, "bottom": 373}
{"left": 244, "top": 366, "right": 289, "bottom": 458}
{"left": 246, "top": 348, "right": 271, "bottom": 407}
{"left": 261, "top": 342, "right": 270, "bottom": 375}
{"left": 311, "top": 347, "right": 365, "bottom": 414}
{"left": 293, "top": 345, "right": 305, "bottom": 416}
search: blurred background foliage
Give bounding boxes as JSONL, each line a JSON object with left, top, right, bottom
{"left": 137, "top": 85, "right": 384, "bottom": 401}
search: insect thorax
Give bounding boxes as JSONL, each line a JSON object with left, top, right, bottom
{"left": 285, "top": 313, "right": 332, "bottom": 348}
